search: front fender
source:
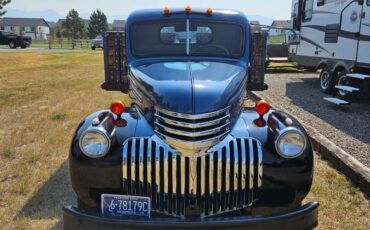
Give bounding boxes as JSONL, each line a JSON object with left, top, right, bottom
{"left": 69, "top": 108, "right": 154, "bottom": 207}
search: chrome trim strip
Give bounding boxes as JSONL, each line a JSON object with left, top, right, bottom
{"left": 122, "top": 140, "right": 128, "bottom": 193}
{"left": 248, "top": 139, "right": 254, "bottom": 200}
{"left": 233, "top": 139, "right": 239, "bottom": 209}
{"left": 209, "top": 152, "right": 214, "bottom": 210}
{"left": 164, "top": 149, "right": 169, "bottom": 194}
{"left": 147, "top": 138, "right": 152, "bottom": 196}
{"left": 172, "top": 151, "right": 177, "bottom": 211}
{"left": 257, "top": 141, "right": 263, "bottom": 188}
{"left": 216, "top": 150, "right": 222, "bottom": 213}
{"left": 190, "top": 158, "right": 197, "bottom": 195}
{"left": 131, "top": 138, "right": 136, "bottom": 195}
{"left": 201, "top": 155, "right": 206, "bottom": 197}
{"left": 156, "top": 107, "right": 230, "bottom": 120}
{"left": 240, "top": 139, "right": 246, "bottom": 206}
{"left": 155, "top": 122, "right": 229, "bottom": 138}
{"left": 155, "top": 144, "right": 160, "bottom": 210}
{"left": 139, "top": 138, "right": 144, "bottom": 195}
{"left": 155, "top": 114, "right": 230, "bottom": 129}
{"left": 225, "top": 145, "right": 231, "bottom": 207}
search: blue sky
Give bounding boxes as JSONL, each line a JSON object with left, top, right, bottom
{"left": 5, "top": 0, "right": 292, "bottom": 20}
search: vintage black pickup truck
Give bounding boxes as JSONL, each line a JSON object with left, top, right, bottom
{"left": 0, "top": 30, "right": 32, "bottom": 49}
{"left": 63, "top": 7, "right": 319, "bottom": 229}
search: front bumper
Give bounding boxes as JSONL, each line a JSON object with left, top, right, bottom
{"left": 63, "top": 202, "right": 318, "bottom": 230}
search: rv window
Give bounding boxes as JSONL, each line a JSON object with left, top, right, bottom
{"left": 292, "top": 3, "right": 300, "bottom": 30}
{"left": 303, "top": 0, "right": 314, "bottom": 21}
{"left": 317, "top": 0, "right": 325, "bottom": 6}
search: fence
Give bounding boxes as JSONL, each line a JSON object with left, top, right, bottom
{"left": 30, "top": 39, "right": 92, "bottom": 50}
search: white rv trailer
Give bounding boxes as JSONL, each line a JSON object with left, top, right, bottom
{"left": 288, "top": 0, "right": 370, "bottom": 105}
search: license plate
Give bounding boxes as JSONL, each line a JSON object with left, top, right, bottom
{"left": 101, "top": 194, "right": 151, "bottom": 218}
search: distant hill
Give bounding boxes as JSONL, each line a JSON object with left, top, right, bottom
{"left": 5, "top": 8, "right": 63, "bottom": 22}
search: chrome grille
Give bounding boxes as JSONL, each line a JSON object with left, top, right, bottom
{"left": 122, "top": 135, "right": 263, "bottom": 217}
{"left": 154, "top": 107, "right": 230, "bottom": 142}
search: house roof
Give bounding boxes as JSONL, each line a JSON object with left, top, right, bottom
{"left": 271, "top": 20, "right": 291, "bottom": 28}
{"left": 112, "top": 20, "right": 125, "bottom": 28}
{"left": 47, "top": 21, "right": 57, "bottom": 28}
{"left": 0, "top": 17, "right": 49, "bottom": 27}
{"left": 249, "top": 20, "right": 260, "bottom": 25}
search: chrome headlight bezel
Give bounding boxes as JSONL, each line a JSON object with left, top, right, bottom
{"left": 275, "top": 127, "right": 307, "bottom": 159}
{"left": 79, "top": 127, "right": 112, "bottom": 158}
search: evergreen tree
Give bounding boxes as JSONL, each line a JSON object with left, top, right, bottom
{"left": 0, "top": 0, "right": 11, "bottom": 17}
{"left": 62, "top": 9, "right": 86, "bottom": 39}
{"left": 56, "top": 25, "right": 62, "bottom": 39}
{"left": 88, "top": 9, "right": 108, "bottom": 38}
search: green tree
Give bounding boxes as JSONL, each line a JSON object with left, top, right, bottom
{"left": 62, "top": 9, "right": 86, "bottom": 39}
{"left": 88, "top": 9, "right": 108, "bottom": 38}
{"left": 56, "top": 25, "right": 62, "bottom": 39}
{"left": 0, "top": 0, "right": 11, "bottom": 16}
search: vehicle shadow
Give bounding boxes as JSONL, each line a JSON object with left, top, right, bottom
{"left": 285, "top": 77, "right": 370, "bottom": 146}
{"left": 266, "top": 66, "right": 315, "bottom": 74}
{"left": 16, "top": 160, "right": 74, "bottom": 228}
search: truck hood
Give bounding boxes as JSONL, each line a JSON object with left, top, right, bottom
{"left": 130, "top": 61, "right": 247, "bottom": 114}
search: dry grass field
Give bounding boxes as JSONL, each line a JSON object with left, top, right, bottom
{"left": 0, "top": 50, "right": 369, "bottom": 229}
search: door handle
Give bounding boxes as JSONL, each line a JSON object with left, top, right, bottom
{"left": 362, "top": 12, "right": 366, "bottom": 19}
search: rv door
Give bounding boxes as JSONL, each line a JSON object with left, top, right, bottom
{"left": 357, "top": 0, "right": 370, "bottom": 66}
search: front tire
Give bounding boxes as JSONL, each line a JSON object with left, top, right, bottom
{"left": 91, "top": 46, "right": 96, "bottom": 50}
{"left": 9, "top": 41, "right": 17, "bottom": 49}
{"left": 320, "top": 67, "right": 335, "bottom": 94}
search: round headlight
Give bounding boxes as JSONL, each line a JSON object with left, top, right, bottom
{"left": 79, "top": 129, "right": 110, "bottom": 158}
{"left": 275, "top": 128, "right": 307, "bottom": 159}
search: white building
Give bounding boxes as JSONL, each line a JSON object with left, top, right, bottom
{"left": 269, "top": 20, "right": 291, "bottom": 36}
{"left": 0, "top": 17, "right": 50, "bottom": 40}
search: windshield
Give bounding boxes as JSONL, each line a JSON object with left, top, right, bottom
{"left": 131, "top": 20, "right": 245, "bottom": 58}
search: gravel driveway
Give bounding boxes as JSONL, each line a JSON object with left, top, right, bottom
{"left": 257, "top": 71, "right": 370, "bottom": 168}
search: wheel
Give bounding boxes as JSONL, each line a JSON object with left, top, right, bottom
{"left": 20, "top": 45, "right": 27, "bottom": 49}
{"left": 9, "top": 41, "right": 17, "bottom": 49}
{"left": 336, "top": 70, "right": 352, "bottom": 101}
{"left": 319, "top": 67, "right": 335, "bottom": 94}
{"left": 91, "top": 46, "right": 96, "bottom": 50}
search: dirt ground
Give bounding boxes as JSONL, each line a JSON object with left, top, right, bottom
{"left": 0, "top": 52, "right": 369, "bottom": 229}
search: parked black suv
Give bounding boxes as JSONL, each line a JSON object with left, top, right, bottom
{"left": 0, "top": 30, "right": 32, "bottom": 49}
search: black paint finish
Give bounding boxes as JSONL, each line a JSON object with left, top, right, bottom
{"left": 69, "top": 109, "right": 314, "bottom": 216}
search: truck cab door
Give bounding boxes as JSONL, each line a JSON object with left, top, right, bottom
{"left": 357, "top": 0, "right": 370, "bottom": 65}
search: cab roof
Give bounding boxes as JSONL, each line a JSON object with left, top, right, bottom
{"left": 126, "top": 8, "right": 250, "bottom": 27}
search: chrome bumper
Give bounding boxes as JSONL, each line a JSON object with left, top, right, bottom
{"left": 63, "top": 202, "right": 319, "bottom": 230}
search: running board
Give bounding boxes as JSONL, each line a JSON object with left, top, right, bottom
{"left": 323, "top": 97, "right": 350, "bottom": 105}
{"left": 335, "top": 85, "right": 360, "bottom": 92}
{"left": 346, "top": 73, "right": 370, "bottom": 80}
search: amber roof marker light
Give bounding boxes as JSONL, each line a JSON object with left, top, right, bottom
{"left": 207, "top": 8, "right": 213, "bottom": 15}
{"left": 185, "top": 5, "right": 192, "bottom": 13}
{"left": 163, "top": 7, "right": 170, "bottom": 15}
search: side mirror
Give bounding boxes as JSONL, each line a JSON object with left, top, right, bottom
{"left": 101, "top": 31, "right": 129, "bottom": 93}
{"left": 247, "top": 31, "right": 268, "bottom": 91}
